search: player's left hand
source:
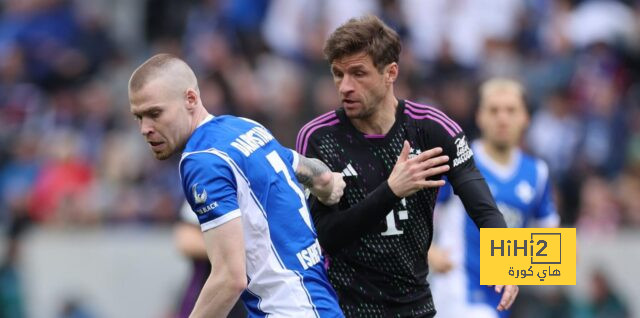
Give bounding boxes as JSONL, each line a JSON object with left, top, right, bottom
{"left": 493, "top": 285, "right": 519, "bottom": 311}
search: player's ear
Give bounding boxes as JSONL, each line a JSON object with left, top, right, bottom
{"left": 185, "top": 88, "right": 198, "bottom": 112}
{"left": 385, "top": 62, "right": 398, "bottom": 84}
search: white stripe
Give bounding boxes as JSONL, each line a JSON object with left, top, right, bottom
{"left": 471, "top": 140, "right": 521, "bottom": 181}
{"left": 291, "top": 149, "right": 300, "bottom": 171}
{"left": 239, "top": 116, "right": 265, "bottom": 127}
{"left": 200, "top": 209, "right": 241, "bottom": 231}
{"left": 534, "top": 159, "right": 549, "bottom": 203}
{"left": 341, "top": 163, "right": 357, "bottom": 177}
{"left": 349, "top": 165, "right": 357, "bottom": 176}
{"left": 197, "top": 114, "right": 214, "bottom": 127}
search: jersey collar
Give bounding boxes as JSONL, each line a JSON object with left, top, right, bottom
{"left": 338, "top": 99, "right": 405, "bottom": 144}
{"left": 472, "top": 140, "right": 522, "bottom": 181}
{"left": 197, "top": 114, "right": 214, "bottom": 128}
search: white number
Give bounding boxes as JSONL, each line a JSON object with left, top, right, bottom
{"left": 266, "top": 151, "right": 313, "bottom": 230}
{"left": 381, "top": 198, "right": 408, "bottom": 236}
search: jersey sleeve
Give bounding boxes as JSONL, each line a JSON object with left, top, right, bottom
{"left": 280, "top": 147, "right": 299, "bottom": 171}
{"left": 428, "top": 122, "right": 483, "bottom": 189}
{"left": 180, "top": 152, "right": 240, "bottom": 232}
{"left": 533, "top": 160, "right": 560, "bottom": 227}
{"left": 426, "top": 118, "right": 506, "bottom": 228}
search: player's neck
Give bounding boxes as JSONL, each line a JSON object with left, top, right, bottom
{"left": 481, "top": 140, "right": 515, "bottom": 166}
{"left": 351, "top": 95, "right": 398, "bottom": 135}
{"left": 191, "top": 107, "right": 212, "bottom": 133}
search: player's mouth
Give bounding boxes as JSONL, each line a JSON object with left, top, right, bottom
{"left": 149, "top": 141, "right": 164, "bottom": 150}
{"left": 342, "top": 99, "right": 360, "bottom": 108}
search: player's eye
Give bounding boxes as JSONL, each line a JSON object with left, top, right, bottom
{"left": 149, "top": 110, "right": 161, "bottom": 118}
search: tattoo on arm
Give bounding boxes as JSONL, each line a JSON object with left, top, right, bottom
{"left": 296, "top": 156, "right": 330, "bottom": 188}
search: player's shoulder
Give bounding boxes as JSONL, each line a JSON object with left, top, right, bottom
{"left": 520, "top": 151, "right": 549, "bottom": 173}
{"left": 517, "top": 150, "right": 551, "bottom": 186}
{"left": 296, "top": 109, "right": 342, "bottom": 154}
{"left": 402, "top": 99, "right": 463, "bottom": 137}
{"left": 211, "top": 115, "right": 266, "bottom": 132}
{"left": 180, "top": 148, "right": 231, "bottom": 173}
{"left": 185, "top": 115, "right": 237, "bottom": 151}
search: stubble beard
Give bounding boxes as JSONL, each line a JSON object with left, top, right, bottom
{"left": 153, "top": 150, "right": 172, "bottom": 160}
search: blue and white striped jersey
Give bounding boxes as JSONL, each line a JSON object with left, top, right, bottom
{"left": 431, "top": 140, "right": 559, "bottom": 318}
{"left": 179, "top": 115, "right": 343, "bottom": 318}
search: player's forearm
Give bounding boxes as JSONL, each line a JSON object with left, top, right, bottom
{"left": 295, "top": 156, "right": 333, "bottom": 197}
{"left": 455, "top": 178, "right": 507, "bottom": 228}
{"left": 312, "top": 181, "right": 401, "bottom": 254}
{"left": 190, "top": 274, "right": 245, "bottom": 318}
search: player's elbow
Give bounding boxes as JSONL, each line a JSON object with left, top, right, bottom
{"left": 210, "top": 263, "right": 247, "bottom": 296}
{"left": 317, "top": 233, "right": 340, "bottom": 255}
{"left": 226, "top": 269, "right": 247, "bottom": 295}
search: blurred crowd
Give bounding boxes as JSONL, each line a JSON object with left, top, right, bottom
{"left": 0, "top": 0, "right": 638, "bottom": 232}
{"left": 0, "top": 0, "right": 638, "bottom": 315}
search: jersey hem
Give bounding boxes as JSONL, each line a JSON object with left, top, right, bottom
{"left": 201, "top": 209, "right": 241, "bottom": 232}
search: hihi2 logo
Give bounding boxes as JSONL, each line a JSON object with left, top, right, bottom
{"left": 480, "top": 228, "right": 576, "bottom": 285}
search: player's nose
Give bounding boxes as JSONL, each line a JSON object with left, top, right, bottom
{"left": 139, "top": 118, "right": 154, "bottom": 136}
{"left": 339, "top": 75, "right": 355, "bottom": 95}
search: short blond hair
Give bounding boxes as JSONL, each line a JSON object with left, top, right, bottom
{"left": 128, "top": 53, "right": 199, "bottom": 94}
{"left": 479, "top": 78, "right": 526, "bottom": 108}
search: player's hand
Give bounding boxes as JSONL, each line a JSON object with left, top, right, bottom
{"left": 316, "top": 172, "right": 345, "bottom": 206}
{"left": 427, "top": 246, "right": 454, "bottom": 274}
{"left": 493, "top": 285, "right": 519, "bottom": 311}
{"left": 388, "top": 141, "right": 450, "bottom": 198}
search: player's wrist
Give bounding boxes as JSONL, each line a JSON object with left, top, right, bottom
{"left": 311, "top": 172, "right": 333, "bottom": 201}
{"left": 385, "top": 180, "right": 403, "bottom": 199}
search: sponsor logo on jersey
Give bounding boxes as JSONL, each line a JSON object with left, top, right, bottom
{"left": 296, "top": 240, "right": 322, "bottom": 270}
{"left": 453, "top": 136, "right": 473, "bottom": 167}
{"left": 231, "top": 126, "right": 275, "bottom": 157}
{"left": 195, "top": 201, "right": 219, "bottom": 215}
{"left": 192, "top": 183, "right": 207, "bottom": 204}
{"left": 341, "top": 163, "right": 358, "bottom": 177}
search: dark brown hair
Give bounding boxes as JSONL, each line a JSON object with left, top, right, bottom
{"left": 323, "top": 15, "right": 401, "bottom": 72}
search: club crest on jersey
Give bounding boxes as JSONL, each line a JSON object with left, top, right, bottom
{"left": 453, "top": 136, "right": 473, "bottom": 167}
{"left": 409, "top": 147, "right": 422, "bottom": 159}
{"left": 516, "top": 181, "right": 534, "bottom": 204}
{"left": 192, "top": 183, "right": 208, "bottom": 204}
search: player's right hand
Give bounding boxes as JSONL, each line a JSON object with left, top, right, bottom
{"left": 317, "top": 172, "right": 345, "bottom": 205}
{"left": 388, "top": 141, "right": 450, "bottom": 198}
